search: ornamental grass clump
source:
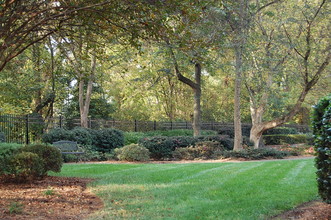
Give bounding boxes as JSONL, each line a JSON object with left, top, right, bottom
{"left": 312, "top": 94, "right": 331, "bottom": 204}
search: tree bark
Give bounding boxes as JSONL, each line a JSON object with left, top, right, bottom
{"left": 193, "top": 63, "right": 202, "bottom": 137}
{"left": 79, "top": 54, "right": 96, "bottom": 128}
{"left": 167, "top": 44, "right": 202, "bottom": 136}
{"left": 233, "top": 45, "right": 243, "bottom": 151}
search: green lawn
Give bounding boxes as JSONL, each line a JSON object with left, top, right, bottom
{"left": 52, "top": 158, "right": 318, "bottom": 220}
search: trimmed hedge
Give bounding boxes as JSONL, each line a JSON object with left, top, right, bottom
{"left": 263, "top": 134, "right": 313, "bottom": 145}
{"left": 264, "top": 127, "right": 298, "bottom": 135}
{"left": 312, "top": 94, "right": 331, "bottom": 204}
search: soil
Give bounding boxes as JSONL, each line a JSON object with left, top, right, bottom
{"left": 0, "top": 157, "right": 330, "bottom": 220}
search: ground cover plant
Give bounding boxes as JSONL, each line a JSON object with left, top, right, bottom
{"left": 52, "top": 158, "right": 318, "bottom": 219}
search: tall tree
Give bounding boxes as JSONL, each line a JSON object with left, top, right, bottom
{"left": 245, "top": 0, "right": 331, "bottom": 148}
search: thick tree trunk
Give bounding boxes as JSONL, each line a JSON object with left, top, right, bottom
{"left": 193, "top": 63, "right": 202, "bottom": 137}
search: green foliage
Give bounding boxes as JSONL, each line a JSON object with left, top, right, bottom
{"left": 124, "top": 129, "right": 217, "bottom": 145}
{"left": 172, "top": 141, "right": 224, "bottom": 160}
{"left": 139, "top": 136, "right": 174, "bottom": 160}
{"left": 195, "top": 135, "right": 234, "bottom": 151}
{"left": 124, "top": 132, "right": 146, "bottom": 145}
{"left": 221, "top": 148, "right": 293, "bottom": 160}
{"left": 0, "top": 143, "right": 23, "bottom": 175}
{"left": 263, "top": 134, "right": 313, "bottom": 145}
{"left": 8, "top": 202, "right": 24, "bottom": 214}
{"left": 311, "top": 94, "right": 331, "bottom": 204}
{"left": 0, "top": 143, "right": 62, "bottom": 182}
{"left": 114, "top": 144, "right": 150, "bottom": 162}
{"left": 9, "top": 151, "right": 44, "bottom": 182}
{"left": 21, "top": 144, "right": 63, "bottom": 174}
{"left": 264, "top": 127, "right": 298, "bottom": 135}
{"left": 139, "top": 135, "right": 234, "bottom": 160}
{"left": 42, "top": 128, "right": 73, "bottom": 144}
{"left": 0, "top": 132, "right": 5, "bottom": 142}
{"left": 218, "top": 126, "right": 251, "bottom": 138}
{"left": 91, "top": 128, "right": 124, "bottom": 153}
{"left": 70, "top": 127, "right": 93, "bottom": 145}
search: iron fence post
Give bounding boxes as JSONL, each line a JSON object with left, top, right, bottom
{"left": 25, "top": 114, "right": 29, "bottom": 145}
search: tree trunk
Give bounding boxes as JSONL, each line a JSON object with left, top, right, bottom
{"left": 193, "top": 63, "right": 202, "bottom": 137}
{"left": 78, "top": 54, "right": 96, "bottom": 128}
{"left": 233, "top": 45, "right": 243, "bottom": 151}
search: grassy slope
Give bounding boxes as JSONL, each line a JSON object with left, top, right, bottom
{"left": 53, "top": 158, "right": 317, "bottom": 219}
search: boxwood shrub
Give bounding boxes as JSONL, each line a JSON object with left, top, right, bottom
{"left": 312, "top": 94, "right": 331, "bottom": 204}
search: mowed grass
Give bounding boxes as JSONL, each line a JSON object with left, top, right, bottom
{"left": 52, "top": 158, "right": 317, "bottom": 220}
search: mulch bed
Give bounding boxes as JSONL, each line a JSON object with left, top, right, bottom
{"left": 0, "top": 176, "right": 103, "bottom": 220}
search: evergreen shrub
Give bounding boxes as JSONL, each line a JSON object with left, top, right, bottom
{"left": 263, "top": 134, "right": 312, "bottom": 145}
{"left": 21, "top": 144, "right": 63, "bottom": 175}
{"left": 42, "top": 128, "right": 73, "bottom": 144}
{"left": 92, "top": 128, "right": 124, "bottom": 153}
{"left": 264, "top": 127, "right": 298, "bottom": 135}
{"left": 139, "top": 136, "right": 174, "bottom": 160}
{"left": 9, "top": 152, "right": 44, "bottom": 182}
{"left": 0, "top": 132, "right": 5, "bottom": 142}
{"left": 0, "top": 143, "right": 23, "bottom": 175}
{"left": 70, "top": 127, "right": 93, "bottom": 145}
{"left": 312, "top": 94, "right": 331, "bottom": 204}
{"left": 114, "top": 144, "right": 150, "bottom": 162}
{"left": 221, "top": 148, "right": 293, "bottom": 160}
{"left": 218, "top": 126, "right": 251, "bottom": 138}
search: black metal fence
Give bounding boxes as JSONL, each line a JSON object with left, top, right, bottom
{"left": 0, "top": 113, "right": 310, "bottom": 144}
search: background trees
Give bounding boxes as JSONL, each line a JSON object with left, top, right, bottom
{"left": 0, "top": 0, "right": 330, "bottom": 148}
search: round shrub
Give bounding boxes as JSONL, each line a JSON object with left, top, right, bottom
{"left": 21, "top": 144, "right": 63, "bottom": 175}
{"left": 92, "top": 128, "right": 124, "bottom": 153}
{"left": 70, "top": 127, "right": 93, "bottom": 145}
{"left": 42, "top": 128, "right": 73, "bottom": 144}
{"left": 9, "top": 152, "right": 44, "bottom": 182}
{"left": 312, "top": 94, "right": 331, "bottom": 204}
{"left": 115, "top": 144, "right": 150, "bottom": 162}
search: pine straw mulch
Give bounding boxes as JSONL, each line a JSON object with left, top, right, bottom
{"left": 0, "top": 176, "right": 103, "bottom": 220}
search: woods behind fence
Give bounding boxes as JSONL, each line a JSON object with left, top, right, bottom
{"left": 0, "top": 114, "right": 310, "bottom": 144}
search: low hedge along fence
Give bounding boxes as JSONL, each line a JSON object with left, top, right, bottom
{"left": 263, "top": 134, "right": 313, "bottom": 145}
